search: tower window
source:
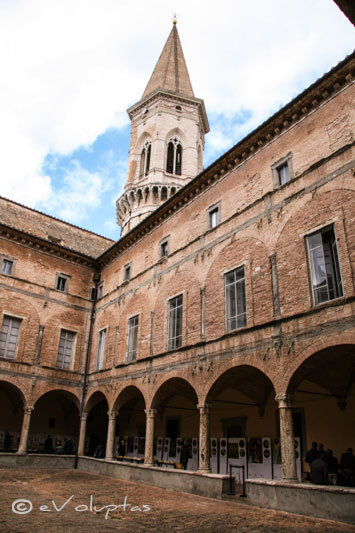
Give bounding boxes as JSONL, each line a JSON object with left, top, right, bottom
{"left": 140, "top": 141, "right": 151, "bottom": 177}
{"left": 166, "top": 137, "right": 182, "bottom": 176}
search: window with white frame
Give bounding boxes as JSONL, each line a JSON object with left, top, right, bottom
{"left": 56, "top": 329, "right": 76, "bottom": 369}
{"left": 225, "top": 266, "right": 247, "bottom": 331}
{"left": 1, "top": 259, "right": 14, "bottom": 275}
{"left": 306, "top": 225, "right": 343, "bottom": 305}
{"left": 55, "top": 274, "right": 70, "bottom": 292}
{"left": 166, "top": 137, "right": 182, "bottom": 175}
{"left": 207, "top": 203, "right": 220, "bottom": 229}
{"left": 139, "top": 141, "right": 151, "bottom": 177}
{"left": 168, "top": 294, "right": 183, "bottom": 350}
{"left": 126, "top": 315, "right": 139, "bottom": 362}
{"left": 96, "top": 328, "right": 107, "bottom": 370}
{"left": 0, "top": 315, "right": 22, "bottom": 359}
{"left": 271, "top": 153, "right": 294, "bottom": 188}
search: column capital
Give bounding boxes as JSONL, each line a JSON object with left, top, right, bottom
{"left": 24, "top": 406, "right": 34, "bottom": 414}
{"left": 197, "top": 403, "right": 211, "bottom": 413}
{"left": 107, "top": 410, "right": 118, "bottom": 419}
{"left": 81, "top": 412, "right": 89, "bottom": 421}
{"left": 145, "top": 408, "right": 157, "bottom": 418}
{"left": 275, "top": 394, "right": 294, "bottom": 408}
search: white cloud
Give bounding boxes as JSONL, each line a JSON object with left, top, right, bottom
{"left": 0, "top": 0, "right": 353, "bottom": 227}
{"left": 37, "top": 160, "right": 114, "bottom": 224}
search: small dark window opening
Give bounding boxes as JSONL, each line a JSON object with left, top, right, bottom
{"left": 166, "top": 142, "right": 174, "bottom": 174}
{"left": 160, "top": 240, "right": 169, "bottom": 258}
{"left": 176, "top": 143, "right": 182, "bottom": 175}
{"left": 124, "top": 264, "right": 131, "bottom": 281}
{"left": 140, "top": 141, "right": 151, "bottom": 177}
{"left": 56, "top": 276, "right": 68, "bottom": 292}
{"left": 166, "top": 137, "right": 182, "bottom": 175}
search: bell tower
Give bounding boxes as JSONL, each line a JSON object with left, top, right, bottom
{"left": 116, "top": 20, "right": 209, "bottom": 235}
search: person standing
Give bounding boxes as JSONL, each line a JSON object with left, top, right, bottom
{"left": 310, "top": 453, "right": 329, "bottom": 485}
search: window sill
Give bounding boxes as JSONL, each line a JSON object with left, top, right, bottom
{"left": 121, "top": 280, "right": 129, "bottom": 287}
{"left": 157, "top": 256, "right": 168, "bottom": 264}
{"left": 312, "top": 295, "right": 346, "bottom": 309}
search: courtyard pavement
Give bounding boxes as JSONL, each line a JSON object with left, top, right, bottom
{"left": 0, "top": 467, "right": 354, "bottom": 532}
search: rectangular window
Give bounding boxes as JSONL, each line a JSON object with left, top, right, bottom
{"left": 225, "top": 266, "right": 247, "bottom": 331}
{"left": 160, "top": 238, "right": 169, "bottom": 259}
{"left": 56, "top": 274, "right": 69, "bottom": 292}
{"left": 56, "top": 329, "right": 76, "bottom": 369}
{"left": 306, "top": 226, "right": 343, "bottom": 305}
{"left": 168, "top": 295, "right": 183, "bottom": 350}
{"left": 207, "top": 203, "right": 221, "bottom": 229}
{"left": 97, "top": 282, "right": 104, "bottom": 299}
{"left": 277, "top": 162, "right": 289, "bottom": 185}
{"left": 126, "top": 315, "right": 138, "bottom": 362}
{"left": 96, "top": 328, "right": 106, "bottom": 370}
{"left": 1, "top": 259, "right": 14, "bottom": 275}
{"left": 271, "top": 153, "right": 293, "bottom": 188}
{"left": 0, "top": 315, "right": 22, "bottom": 359}
{"left": 124, "top": 264, "right": 131, "bottom": 282}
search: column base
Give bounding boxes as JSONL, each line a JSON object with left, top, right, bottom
{"left": 16, "top": 450, "right": 27, "bottom": 455}
{"left": 198, "top": 468, "right": 211, "bottom": 474}
{"left": 281, "top": 477, "right": 299, "bottom": 483}
{"left": 144, "top": 462, "right": 154, "bottom": 467}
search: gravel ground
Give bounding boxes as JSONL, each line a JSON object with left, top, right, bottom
{"left": 0, "top": 467, "right": 354, "bottom": 533}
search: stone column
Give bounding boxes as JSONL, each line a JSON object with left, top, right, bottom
{"left": 144, "top": 409, "right": 156, "bottom": 466}
{"left": 276, "top": 394, "right": 298, "bottom": 482}
{"left": 78, "top": 413, "right": 88, "bottom": 456}
{"left": 105, "top": 410, "right": 118, "bottom": 459}
{"left": 198, "top": 403, "right": 211, "bottom": 473}
{"left": 17, "top": 406, "right": 34, "bottom": 454}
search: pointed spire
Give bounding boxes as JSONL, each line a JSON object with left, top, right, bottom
{"left": 142, "top": 22, "right": 194, "bottom": 99}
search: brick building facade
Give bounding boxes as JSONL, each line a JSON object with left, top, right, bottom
{"left": 0, "top": 23, "right": 354, "bottom": 484}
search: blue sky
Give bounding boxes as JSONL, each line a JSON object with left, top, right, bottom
{"left": 0, "top": 0, "right": 354, "bottom": 241}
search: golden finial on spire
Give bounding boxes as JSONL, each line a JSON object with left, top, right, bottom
{"left": 172, "top": 12, "right": 177, "bottom": 24}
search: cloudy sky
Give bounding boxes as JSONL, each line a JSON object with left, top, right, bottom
{"left": 0, "top": 0, "right": 354, "bottom": 240}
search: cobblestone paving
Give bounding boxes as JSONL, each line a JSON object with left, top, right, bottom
{"left": 0, "top": 468, "right": 354, "bottom": 533}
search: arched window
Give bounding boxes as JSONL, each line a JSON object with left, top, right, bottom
{"left": 166, "top": 137, "right": 182, "bottom": 176}
{"left": 140, "top": 141, "right": 151, "bottom": 177}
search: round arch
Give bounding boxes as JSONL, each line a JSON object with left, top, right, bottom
{"left": 0, "top": 380, "right": 26, "bottom": 451}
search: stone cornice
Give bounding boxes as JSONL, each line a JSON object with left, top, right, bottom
{"left": 127, "top": 88, "right": 210, "bottom": 134}
{"left": 98, "top": 52, "right": 355, "bottom": 268}
{"left": 0, "top": 222, "right": 96, "bottom": 268}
